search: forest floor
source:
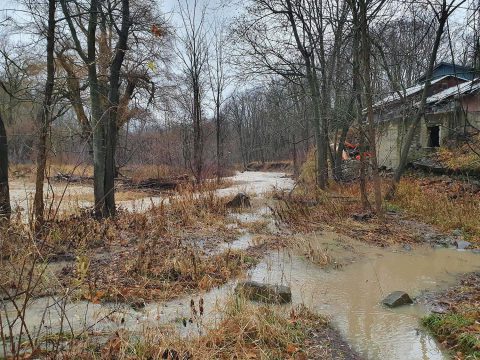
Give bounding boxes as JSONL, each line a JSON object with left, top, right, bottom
{"left": 2, "top": 169, "right": 480, "bottom": 359}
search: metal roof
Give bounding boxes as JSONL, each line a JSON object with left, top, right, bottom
{"left": 426, "top": 78, "right": 480, "bottom": 105}
{"left": 373, "top": 75, "right": 456, "bottom": 109}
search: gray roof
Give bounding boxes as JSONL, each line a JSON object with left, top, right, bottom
{"left": 426, "top": 78, "right": 480, "bottom": 105}
{"left": 373, "top": 75, "right": 455, "bottom": 109}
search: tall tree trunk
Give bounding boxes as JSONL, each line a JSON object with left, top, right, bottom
{"left": 387, "top": 5, "right": 450, "bottom": 199}
{"left": 104, "top": 0, "right": 130, "bottom": 216}
{"left": 193, "top": 80, "right": 203, "bottom": 183}
{"left": 0, "top": 113, "right": 10, "bottom": 222}
{"left": 285, "top": 0, "right": 327, "bottom": 189}
{"left": 359, "top": 0, "right": 383, "bottom": 220}
{"left": 333, "top": 125, "right": 349, "bottom": 180}
{"left": 83, "top": 0, "right": 108, "bottom": 217}
{"left": 350, "top": 2, "right": 369, "bottom": 208}
{"left": 215, "top": 100, "right": 222, "bottom": 183}
{"left": 33, "top": 0, "right": 56, "bottom": 229}
{"left": 292, "top": 134, "right": 299, "bottom": 178}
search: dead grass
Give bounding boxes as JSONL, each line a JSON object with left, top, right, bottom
{"left": 277, "top": 154, "right": 480, "bottom": 246}
{"left": 0, "top": 186, "right": 252, "bottom": 304}
{"left": 437, "top": 136, "right": 480, "bottom": 173}
{"left": 246, "top": 160, "right": 293, "bottom": 172}
{"left": 121, "top": 164, "right": 182, "bottom": 182}
{"left": 391, "top": 177, "right": 480, "bottom": 243}
{"left": 53, "top": 298, "right": 347, "bottom": 360}
{"left": 272, "top": 179, "right": 421, "bottom": 247}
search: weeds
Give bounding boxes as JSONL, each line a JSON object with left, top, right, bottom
{"left": 423, "top": 312, "right": 480, "bottom": 359}
{"left": 391, "top": 178, "right": 480, "bottom": 243}
{"left": 423, "top": 272, "right": 480, "bottom": 359}
{"left": 57, "top": 296, "right": 337, "bottom": 360}
{"left": 0, "top": 184, "right": 256, "bottom": 357}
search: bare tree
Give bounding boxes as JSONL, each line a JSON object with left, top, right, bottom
{"left": 60, "top": 0, "right": 132, "bottom": 217}
{"left": 359, "top": 0, "right": 387, "bottom": 219}
{"left": 0, "top": 112, "right": 10, "bottom": 221}
{"left": 387, "top": 0, "right": 467, "bottom": 198}
{"left": 33, "top": 0, "right": 56, "bottom": 229}
{"left": 208, "top": 22, "right": 229, "bottom": 183}
{"left": 176, "top": 0, "right": 209, "bottom": 183}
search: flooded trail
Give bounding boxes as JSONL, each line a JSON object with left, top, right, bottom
{"left": 3, "top": 172, "right": 480, "bottom": 359}
{"left": 116, "top": 171, "right": 294, "bottom": 212}
{"left": 9, "top": 171, "right": 294, "bottom": 216}
{"left": 4, "top": 238, "right": 479, "bottom": 360}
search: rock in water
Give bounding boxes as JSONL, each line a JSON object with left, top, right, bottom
{"left": 382, "top": 291, "right": 413, "bottom": 308}
{"left": 226, "top": 192, "right": 251, "bottom": 208}
{"left": 236, "top": 281, "right": 291, "bottom": 304}
{"left": 455, "top": 240, "right": 471, "bottom": 250}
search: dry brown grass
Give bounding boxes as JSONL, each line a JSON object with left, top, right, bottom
{"left": 391, "top": 178, "right": 480, "bottom": 243}
{"left": 0, "top": 185, "right": 252, "bottom": 304}
{"left": 275, "top": 172, "right": 480, "bottom": 246}
{"left": 121, "top": 164, "right": 182, "bottom": 182}
{"left": 437, "top": 136, "right": 480, "bottom": 173}
{"left": 54, "top": 298, "right": 337, "bottom": 360}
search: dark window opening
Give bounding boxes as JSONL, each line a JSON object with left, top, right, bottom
{"left": 428, "top": 126, "right": 440, "bottom": 147}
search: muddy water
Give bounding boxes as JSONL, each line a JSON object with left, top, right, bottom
{"left": 9, "top": 171, "right": 294, "bottom": 216}
{"left": 3, "top": 234, "right": 478, "bottom": 359}
{"left": 251, "top": 236, "right": 480, "bottom": 360}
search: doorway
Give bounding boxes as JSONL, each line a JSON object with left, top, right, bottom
{"left": 427, "top": 126, "right": 440, "bottom": 147}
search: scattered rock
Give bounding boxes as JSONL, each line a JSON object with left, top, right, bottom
{"left": 235, "top": 281, "right": 291, "bottom": 304}
{"left": 226, "top": 192, "right": 251, "bottom": 208}
{"left": 130, "top": 298, "right": 146, "bottom": 311}
{"left": 352, "top": 213, "right": 372, "bottom": 221}
{"left": 471, "top": 249, "right": 480, "bottom": 254}
{"left": 431, "top": 305, "right": 448, "bottom": 314}
{"left": 382, "top": 291, "right": 413, "bottom": 308}
{"left": 403, "top": 244, "right": 412, "bottom": 251}
{"left": 455, "top": 240, "right": 472, "bottom": 250}
{"left": 424, "top": 233, "right": 454, "bottom": 247}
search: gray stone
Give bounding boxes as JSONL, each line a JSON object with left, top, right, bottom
{"left": 130, "top": 298, "right": 146, "bottom": 311}
{"left": 403, "top": 244, "right": 412, "bottom": 251}
{"left": 235, "top": 281, "right": 291, "bottom": 304}
{"left": 352, "top": 213, "right": 372, "bottom": 221}
{"left": 382, "top": 291, "right": 413, "bottom": 308}
{"left": 471, "top": 249, "right": 480, "bottom": 254}
{"left": 226, "top": 192, "right": 251, "bottom": 208}
{"left": 455, "top": 240, "right": 472, "bottom": 250}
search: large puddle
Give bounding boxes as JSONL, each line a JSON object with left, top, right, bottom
{"left": 9, "top": 171, "right": 294, "bottom": 217}
{"left": 2, "top": 232, "right": 479, "bottom": 359}
{"left": 252, "top": 238, "right": 480, "bottom": 360}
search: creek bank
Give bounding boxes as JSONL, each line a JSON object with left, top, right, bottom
{"left": 419, "top": 272, "right": 480, "bottom": 359}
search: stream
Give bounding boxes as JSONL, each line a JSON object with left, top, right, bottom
{"left": 2, "top": 172, "right": 480, "bottom": 359}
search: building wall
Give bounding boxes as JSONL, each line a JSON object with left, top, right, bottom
{"left": 377, "top": 114, "right": 452, "bottom": 170}
{"left": 462, "top": 96, "right": 480, "bottom": 129}
{"left": 377, "top": 120, "right": 400, "bottom": 169}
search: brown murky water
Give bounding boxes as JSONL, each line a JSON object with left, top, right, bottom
{"left": 4, "top": 172, "right": 480, "bottom": 359}
{"left": 250, "top": 233, "right": 480, "bottom": 360}
{"left": 3, "top": 232, "right": 479, "bottom": 359}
